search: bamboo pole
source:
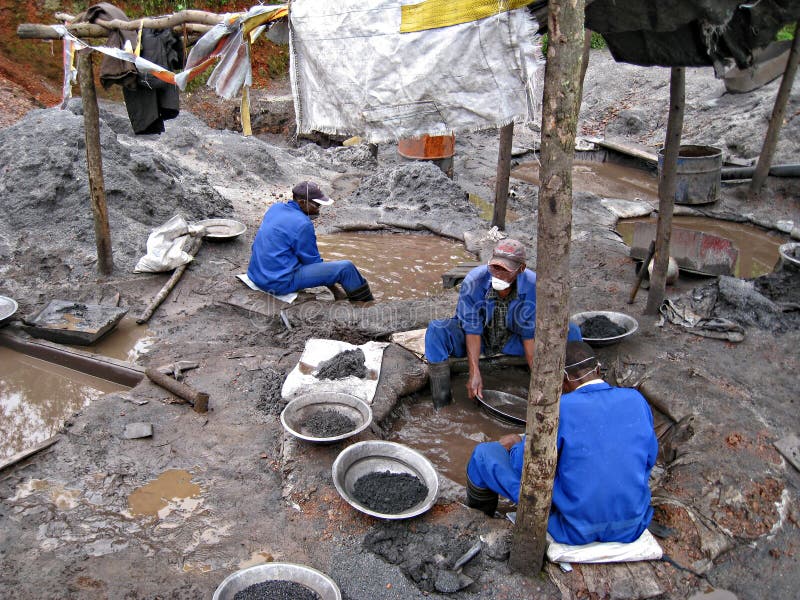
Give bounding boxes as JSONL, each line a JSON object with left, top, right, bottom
{"left": 77, "top": 48, "right": 114, "bottom": 276}
{"left": 136, "top": 236, "right": 203, "bottom": 324}
{"left": 18, "top": 21, "right": 213, "bottom": 40}
{"left": 492, "top": 122, "right": 514, "bottom": 230}
{"left": 749, "top": 21, "right": 800, "bottom": 198}
{"left": 645, "top": 67, "right": 685, "bottom": 315}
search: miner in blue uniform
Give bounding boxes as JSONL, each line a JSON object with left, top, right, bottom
{"left": 247, "top": 181, "right": 374, "bottom": 302}
{"left": 424, "top": 238, "right": 582, "bottom": 407}
{"left": 465, "top": 341, "right": 659, "bottom": 545}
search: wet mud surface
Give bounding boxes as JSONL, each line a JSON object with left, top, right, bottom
{"left": 303, "top": 409, "right": 356, "bottom": 438}
{"left": 0, "top": 50, "right": 799, "bottom": 600}
{"left": 233, "top": 580, "right": 321, "bottom": 600}
{"left": 352, "top": 471, "right": 428, "bottom": 514}
{"left": 314, "top": 348, "right": 367, "bottom": 380}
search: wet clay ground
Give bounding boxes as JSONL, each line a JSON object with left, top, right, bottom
{"left": 1, "top": 49, "right": 799, "bottom": 600}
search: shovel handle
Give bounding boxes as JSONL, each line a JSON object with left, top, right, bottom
{"left": 628, "top": 240, "right": 656, "bottom": 304}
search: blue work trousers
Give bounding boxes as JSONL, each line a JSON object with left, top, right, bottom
{"left": 466, "top": 442, "right": 521, "bottom": 503}
{"left": 289, "top": 260, "right": 367, "bottom": 294}
{"left": 424, "top": 317, "right": 526, "bottom": 364}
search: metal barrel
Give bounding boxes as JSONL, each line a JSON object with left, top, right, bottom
{"left": 658, "top": 145, "right": 722, "bottom": 205}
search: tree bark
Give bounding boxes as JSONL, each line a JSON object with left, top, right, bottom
{"left": 509, "top": 0, "right": 586, "bottom": 575}
{"left": 749, "top": 21, "right": 800, "bottom": 198}
{"left": 645, "top": 67, "right": 684, "bottom": 314}
{"left": 77, "top": 49, "right": 114, "bottom": 276}
{"left": 492, "top": 122, "right": 514, "bottom": 230}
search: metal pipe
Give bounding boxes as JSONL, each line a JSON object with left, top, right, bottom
{"left": 722, "top": 164, "right": 800, "bottom": 180}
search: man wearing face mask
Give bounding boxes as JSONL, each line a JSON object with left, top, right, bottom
{"left": 247, "top": 181, "right": 374, "bottom": 302}
{"left": 424, "top": 238, "right": 582, "bottom": 408}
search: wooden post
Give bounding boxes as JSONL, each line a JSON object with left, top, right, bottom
{"left": 749, "top": 21, "right": 800, "bottom": 198}
{"left": 580, "top": 29, "right": 592, "bottom": 91}
{"left": 509, "top": 0, "right": 586, "bottom": 575}
{"left": 492, "top": 122, "right": 514, "bottom": 230}
{"left": 645, "top": 67, "right": 685, "bottom": 315}
{"left": 77, "top": 49, "right": 114, "bottom": 276}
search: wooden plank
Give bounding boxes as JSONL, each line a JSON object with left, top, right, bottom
{"left": 0, "top": 437, "right": 59, "bottom": 473}
{"left": 592, "top": 138, "right": 658, "bottom": 166}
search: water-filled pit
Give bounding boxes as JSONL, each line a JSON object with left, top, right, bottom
{"left": 74, "top": 316, "right": 153, "bottom": 361}
{"left": 617, "top": 216, "right": 787, "bottom": 278}
{"left": 388, "top": 366, "right": 527, "bottom": 486}
{"left": 0, "top": 346, "right": 128, "bottom": 460}
{"left": 316, "top": 231, "right": 475, "bottom": 300}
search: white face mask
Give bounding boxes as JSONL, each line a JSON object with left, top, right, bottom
{"left": 491, "top": 276, "right": 512, "bottom": 291}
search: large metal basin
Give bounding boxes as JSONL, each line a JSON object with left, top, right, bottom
{"left": 779, "top": 242, "right": 800, "bottom": 270}
{"left": 281, "top": 392, "right": 372, "bottom": 443}
{"left": 212, "top": 563, "right": 341, "bottom": 600}
{"left": 572, "top": 310, "right": 639, "bottom": 347}
{"left": 0, "top": 296, "right": 18, "bottom": 326}
{"left": 332, "top": 440, "right": 439, "bottom": 520}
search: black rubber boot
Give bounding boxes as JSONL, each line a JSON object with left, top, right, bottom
{"left": 347, "top": 283, "right": 374, "bottom": 302}
{"left": 466, "top": 477, "right": 499, "bottom": 516}
{"left": 429, "top": 360, "right": 452, "bottom": 409}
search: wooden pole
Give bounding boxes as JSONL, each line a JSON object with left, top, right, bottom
{"left": 145, "top": 367, "right": 209, "bottom": 413}
{"left": 509, "top": 0, "right": 585, "bottom": 575}
{"left": 77, "top": 49, "right": 114, "bottom": 276}
{"left": 492, "top": 122, "right": 514, "bottom": 230}
{"left": 645, "top": 67, "right": 685, "bottom": 315}
{"left": 749, "top": 21, "right": 800, "bottom": 198}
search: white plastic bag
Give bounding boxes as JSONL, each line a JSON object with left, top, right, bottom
{"left": 134, "top": 215, "right": 204, "bottom": 273}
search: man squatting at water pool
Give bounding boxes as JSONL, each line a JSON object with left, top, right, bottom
{"left": 247, "top": 181, "right": 374, "bottom": 302}
{"left": 466, "top": 341, "right": 659, "bottom": 545}
{"left": 424, "top": 238, "right": 582, "bottom": 408}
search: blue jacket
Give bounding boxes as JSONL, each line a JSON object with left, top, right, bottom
{"left": 247, "top": 202, "right": 322, "bottom": 294}
{"left": 509, "top": 383, "right": 658, "bottom": 544}
{"left": 456, "top": 265, "right": 538, "bottom": 339}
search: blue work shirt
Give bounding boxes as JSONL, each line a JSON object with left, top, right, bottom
{"left": 247, "top": 201, "right": 322, "bottom": 294}
{"left": 456, "top": 265, "right": 537, "bottom": 340}
{"left": 508, "top": 383, "right": 657, "bottom": 545}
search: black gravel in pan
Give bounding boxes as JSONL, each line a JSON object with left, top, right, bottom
{"left": 304, "top": 409, "right": 356, "bottom": 437}
{"left": 580, "top": 315, "right": 626, "bottom": 338}
{"left": 352, "top": 471, "right": 428, "bottom": 514}
{"left": 233, "top": 579, "right": 321, "bottom": 600}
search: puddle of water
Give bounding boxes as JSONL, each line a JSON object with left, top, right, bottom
{"left": 512, "top": 160, "right": 659, "bottom": 202}
{"left": 74, "top": 317, "right": 154, "bottom": 362}
{"left": 127, "top": 469, "right": 202, "bottom": 518}
{"left": 617, "top": 216, "right": 786, "bottom": 279}
{"left": 238, "top": 551, "right": 275, "bottom": 569}
{"left": 316, "top": 232, "right": 475, "bottom": 300}
{"left": 688, "top": 589, "right": 739, "bottom": 600}
{"left": 0, "top": 347, "right": 128, "bottom": 461}
{"left": 388, "top": 368, "right": 528, "bottom": 486}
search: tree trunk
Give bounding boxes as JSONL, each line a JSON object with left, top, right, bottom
{"left": 645, "top": 67, "right": 684, "bottom": 314}
{"left": 509, "top": 0, "right": 586, "bottom": 575}
{"left": 492, "top": 122, "right": 514, "bottom": 230}
{"left": 748, "top": 21, "right": 800, "bottom": 198}
{"left": 77, "top": 49, "right": 114, "bottom": 276}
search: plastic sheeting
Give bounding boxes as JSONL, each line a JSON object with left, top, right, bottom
{"left": 289, "top": 0, "right": 543, "bottom": 143}
{"left": 546, "top": 529, "right": 663, "bottom": 564}
{"left": 134, "top": 215, "right": 205, "bottom": 273}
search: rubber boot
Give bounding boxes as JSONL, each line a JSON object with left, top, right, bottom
{"left": 347, "top": 283, "right": 374, "bottom": 302}
{"left": 429, "top": 360, "right": 452, "bottom": 409}
{"left": 466, "top": 476, "right": 499, "bottom": 516}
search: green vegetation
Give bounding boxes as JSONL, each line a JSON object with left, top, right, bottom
{"left": 540, "top": 31, "right": 606, "bottom": 55}
{"left": 776, "top": 23, "right": 796, "bottom": 41}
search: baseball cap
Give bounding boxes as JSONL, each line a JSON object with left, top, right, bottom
{"left": 488, "top": 238, "right": 527, "bottom": 271}
{"left": 292, "top": 181, "right": 333, "bottom": 206}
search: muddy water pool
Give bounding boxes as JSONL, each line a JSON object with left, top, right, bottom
{"left": 74, "top": 316, "right": 154, "bottom": 362}
{"left": 512, "top": 159, "right": 659, "bottom": 202}
{"left": 617, "top": 216, "right": 786, "bottom": 278}
{"left": 126, "top": 469, "right": 202, "bottom": 518}
{"left": 388, "top": 367, "right": 528, "bottom": 486}
{"left": 0, "top": 347, "right": 128, "bottom": 460}
{"left": 316, "top": 232, "right": 475, "bottom": 300}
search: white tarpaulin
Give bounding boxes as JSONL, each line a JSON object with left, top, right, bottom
{"left": 289, "top": 0, "right": 542, "bottom": 142}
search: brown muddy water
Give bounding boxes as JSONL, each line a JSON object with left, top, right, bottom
{"left": 0, "top": 347, "right": 128, "bottom": 460}
{"left": 388, "top": 367, "right": 528, "bottom": 486}
{"left": 126, "top": 469, "right": 202, "bottom": 518}
{"left": 617, "top": 216, "right": 786, "bottom": 278}
{"left": 512, "top": 160, "right": 659, "bottom": 202}
{"left": 72, "top": 316, "right": 153, "bottom": 362}
{"left": 316, "top": 232, "right": 475, "bottom": 300}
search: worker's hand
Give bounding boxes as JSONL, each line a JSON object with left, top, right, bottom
{"left": 467, "top": 370, "right": 483, "bottom": 400}
{"left": 499, "top": 433, "right": 523, "bottom": 451}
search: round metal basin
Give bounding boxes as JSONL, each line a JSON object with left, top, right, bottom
{"left": 195, "top": 218, "right": 247, "bottom": 241}
{"left": 779, "top": 242, "right": 800, "bottom": 270}
{"left": 572, "top": 311, "right": 639, "bottom": 347}
{"left": 281, "top": 392, "right": 372, "bottom": 443}
{"left": 332, "top": 440, "right": 439, "bottom": 520}
{"left": 0, "top": 295, "right": 18, "bottom": 326}
{"left": 212, "top": 563, "right": 341, "bottom": 600}
{"left": 478, "top": 390, "right": 527, "bottom": 425}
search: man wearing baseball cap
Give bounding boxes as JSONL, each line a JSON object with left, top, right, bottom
{"left": 424, "top": 238, "right": 582, "bottom": 407}
{"left": 247, "top": 181, "right": 374, "bottom": 302}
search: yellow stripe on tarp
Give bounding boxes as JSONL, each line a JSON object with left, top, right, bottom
{"left": 400, "top": 0, "right": 534, "bottom": 33}
{"left": 241, "top": 85, "right": 252, "bottom": 136}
